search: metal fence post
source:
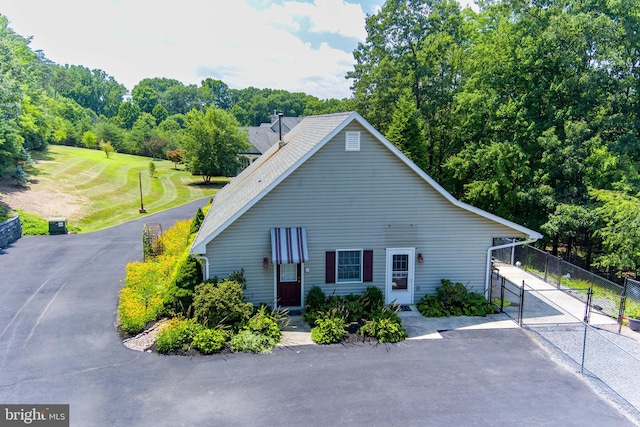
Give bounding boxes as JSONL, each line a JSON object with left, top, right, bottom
{"left": 584, "top": 288, "right": 592, "bottom": 324}
{"left": 544, "top": 252, "right": 549, "bottom": 282}
{"left": 618, "top": 277, "right": 628, "bottom": 334}
{"left": 518, "top": 281, "right": 525, "bottom": 327}
{"left": 500, "top": 277, "right": 505, "bottom": 312}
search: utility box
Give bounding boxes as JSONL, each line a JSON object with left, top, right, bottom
{"left": 48, "top": 217, "right": 67, "bottom": 235}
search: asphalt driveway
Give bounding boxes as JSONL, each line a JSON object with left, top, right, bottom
{"left": 0, "top": 200, "right": 636, "bottom": 426}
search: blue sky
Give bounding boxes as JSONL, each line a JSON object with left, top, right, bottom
{"left": 0, "top": 0, "right": 474, "bottom": 99}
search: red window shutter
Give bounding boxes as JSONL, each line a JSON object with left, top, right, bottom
{"left": 325, "top": 251, "right": 336, "bottom": 283}
{"left": 363, "top": 250, "right": 373, "bottom": 282}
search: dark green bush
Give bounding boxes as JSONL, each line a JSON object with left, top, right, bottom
{"left": 163, "top": 253, "right": 202, "bottom": 314}
{"left": 230, "top": 330, "right": 276, "bottom": 353}
{"left": 305, "top": 286, "right": 326, "bottom": 311}
{"left": 189, "top": 207, "right": 205, "bottom": 235}
{"left": 193, "top": 279, "right": 253, "bottom": 329}
{"left": 361, "top": 286, "right": 385, "bottom": 314}
{"left": 192, "top": 328, "right": 226, "bottom": 354}
{"left": 416, "top": 295, "right": 448, "bottom": 317}
{"left": 417, "top": 279, "right": 495, "bottom": 317}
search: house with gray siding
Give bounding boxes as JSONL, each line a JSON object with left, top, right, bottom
{"left": 190, "top": 112, "right": 542, "bottom": 308}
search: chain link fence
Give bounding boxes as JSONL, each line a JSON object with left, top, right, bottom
{"left": 490, "top": 269, "right": 640, "bottom": 414}
{"left": 494, "top": 244, "right": 640, "bottom": 332}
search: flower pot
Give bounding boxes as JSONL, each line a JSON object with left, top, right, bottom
{"left": 628, "top": 317, "right": 640, "bottom": 332}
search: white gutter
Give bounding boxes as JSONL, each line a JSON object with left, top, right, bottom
{"left": 485, "top": 238, "right": 539, "bottom": 296}
{"left": 192, "top": 255, "right": 209, "bottom": 281}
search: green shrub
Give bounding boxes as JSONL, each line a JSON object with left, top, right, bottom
{"left": 361, "top": 286, "right": 384, "bottom": 314}
{"left": 16, "top": 210, "right": 48, "bottom": 235}
{"left": 244, "top": 306, "right": 282, "bottom": 342}
{"left": 164, "top": 253, "right": 202, "bottom": 314}
{"left": 155, "top": 318, "right": 203, "bottom": 353}
{"left": 193, "top": 279, "right": 253, "bottom": 329}
{"left": 190, "top": 207, "right": 205, "bottom": 235}
{"left": 192, "top": 328, "right": 227, "bottom": 354}
{"left": 360, "top": 317, "right": 407, "bottom": 343}
{"left": 417, "top": 279, "right": 495, "bottom": 317}
{"left": 310, "top": 313, "right": 346, "bottom": 344}
{"left": 305, "top": 286, "right": 326, "bottom": 311}
{"left": 229, "top": 330, "right": 277, "bottom": 353}
{"left": 417, "top": 295, "right": 449, "bottom": 317}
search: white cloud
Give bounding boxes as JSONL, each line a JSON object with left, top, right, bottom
{"left": 1, "top": 0, "right": 363, "bottom": 99}
{"left": 0, "top": 0, "right": 474, "bottom": 100}
{"left": 263, "top": 0, "right": 367, "bottom": 40}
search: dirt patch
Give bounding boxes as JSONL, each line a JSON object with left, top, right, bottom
{"left": 0, "top": 174, "right": 88, "bottom": 221}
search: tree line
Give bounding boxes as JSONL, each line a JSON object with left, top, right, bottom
{"left": 347, "top": 0, "right": 640, "bottom": 278}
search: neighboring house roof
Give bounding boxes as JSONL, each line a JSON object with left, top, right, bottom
{"left": 191, "top": 112, "right": 542, "bottom": 254}
{"left": 245, "top": 127, "right": 280, "bottom": 154}
{"left": 244, "top": 116, "right": 303, "bottom": 155}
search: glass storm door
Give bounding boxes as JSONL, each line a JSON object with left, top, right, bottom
{"left": 386, "top": 248, "right": 415, "bottom": 305}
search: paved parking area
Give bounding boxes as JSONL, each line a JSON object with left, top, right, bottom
{"left": 0, "top": 201, "right": 637, "bottom": 426}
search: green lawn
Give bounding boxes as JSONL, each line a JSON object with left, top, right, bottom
{"left": 27, "top": 145, "right": 226, "bottom": 232}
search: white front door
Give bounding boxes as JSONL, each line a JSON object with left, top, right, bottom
{"left": 385, "top": 248, "right": 415, "bottom": 305}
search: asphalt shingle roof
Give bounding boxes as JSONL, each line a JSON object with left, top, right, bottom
{"left": 191, "top": 112, "right": 353, "bottom": 253}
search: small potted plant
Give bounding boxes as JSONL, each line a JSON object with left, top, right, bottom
{"left": 626, "top": 304, "right": 640, "bottom": 332}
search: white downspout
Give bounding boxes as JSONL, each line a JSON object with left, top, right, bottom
{"left": 192, "top": 255, "right": 209, "bottom": 280}
{"left": 484, "top": 238, "right": 538, "bottom": 297}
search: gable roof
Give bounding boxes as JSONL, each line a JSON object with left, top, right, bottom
{"left": 190, "top": 112, "right": 542, "bottom": 254}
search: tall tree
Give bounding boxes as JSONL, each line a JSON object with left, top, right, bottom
{"left": 55, "top": 65, "right": 125, "bottom": 117}
{"left": 348, "top": 0, "right": 470, "bottom": 181}
{"left": 182, "top": 106, "right": 249, "bottom": 182}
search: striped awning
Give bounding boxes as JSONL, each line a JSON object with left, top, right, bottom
{"left": 271, "top": 227, "right": 308, "bottom": 264}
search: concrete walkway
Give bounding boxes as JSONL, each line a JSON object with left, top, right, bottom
{"left": 494, "top": 262, "right": 618, "bottom": 326}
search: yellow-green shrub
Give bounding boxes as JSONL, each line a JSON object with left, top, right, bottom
{"left": 118, "top": 218, "right": 195, "bottom": 335}
{"left": 119, "top": 287, "right": 164, "bottom": 334}
{"left": 162, "top": 219, "right": 193, "bottom": 257}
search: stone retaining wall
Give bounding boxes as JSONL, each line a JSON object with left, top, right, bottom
{"left": 0, "top": 214, "right": 22, "bottom": 249}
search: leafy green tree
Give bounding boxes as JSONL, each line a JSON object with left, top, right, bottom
{"left": 0, "top": 15, "right": 28, "bottom": 176}
{"left": 132, "top": 84, "right": 159, "bottom": 114}
{"left": 200, "top": 78, "right": 232, "bottom": 110}
{"left": 348, "top": 0, "right": 470, "bottom": 180}
{"left": 385, "top": 91, "right": 427, "bottom": 170}
{"left": 148, "top": 160, "right": 156, "bottom": 178}
{"left": 125, "top": 113, "right": 156, "bottom": 154}
{"left": 94, "top": 121, "right": 125, "bottom": 152}
{"left": 183, "top": 106, "right": 249, "bottom": 182}
{"left": 99, "top": 140, "right": 115, "bottom": 158}
{"left": 82, "top": 130, "right": 98, "bottom": 148}
{"left": 592, "top": 190, "right": 640, "bottom": 273}
{"left": 54, "top": 64, "right": 125, "bottom": 117}
{"left": 116, "top": 101, "right": 140, "bottom": 130}
{"left": 151, "top": 104, "right": 168, "bottom": 124}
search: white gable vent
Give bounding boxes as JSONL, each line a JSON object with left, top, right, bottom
{"left": 345, "top": 131, "right": 360, "bottom": 151}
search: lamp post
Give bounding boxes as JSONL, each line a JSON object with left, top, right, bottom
{"left": 138, "top": 170, "right": 146, "bottom": 213}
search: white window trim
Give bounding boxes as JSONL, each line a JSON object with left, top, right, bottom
{"left": 336, "top": 249, "right": 363, "bottom": 284}
{"left": 345, "top": 131, "right": 361, "bottom": 151}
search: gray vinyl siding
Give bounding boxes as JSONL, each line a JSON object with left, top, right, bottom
{"left": 205, "top": 122, "right": 526, "bottom": 305}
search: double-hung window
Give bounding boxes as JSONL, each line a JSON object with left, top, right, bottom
{"left": 337, "top": 250, "right": 362, "bottom": 283}
{"left": 325, "top": 250, "right": 373, "bottom": 284}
